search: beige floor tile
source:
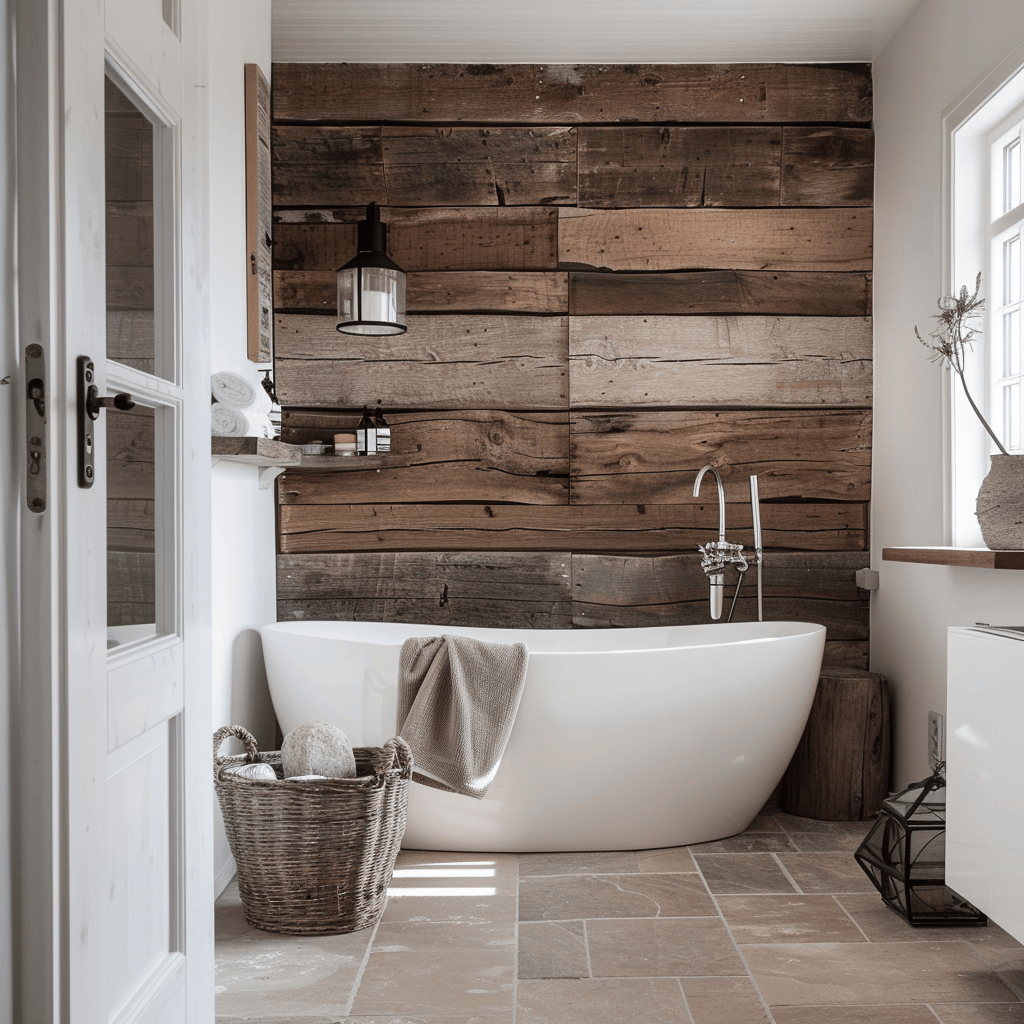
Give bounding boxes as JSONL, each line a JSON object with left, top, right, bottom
{"left": 392, "top": 851, "right": 518, "bottom": 898}
{"left": 835, "top": 894, "right": 1008, "bottom": 946}
{"left": 717, "top": 894, "right": 867, "bottom": 944}
{"left": 932, "top": 1004, "right": 1024, "bottom": 1022}
{"left": 693, "top": 854, "right": 798, "bottom": 894}
{"left": 516, "top": 978, "right": 691, "bottom": 1023}
{"left": 518, "top": 921, "right": 589, "bottom": 979}
{"left": 519, "top": 872, "right": 716, "bottom": 921}
{"left": 772, "top": 813, "right": 876, "bottom": 837}
{"left": 776, "top": 852, "right": 879, "bottom": 894}
{"left": 746, "top": 816, "right": 786, "bottom": 833}
{"left": 349, "top": 950, "right": 514, "bottom": 1016}
{"left": 517, "top": 851, "right": 640, "bottom": 876}
{"left": 786, "top": 830, "right": 875, "bottom": 853}
{"left": 681, "top": 976, "right": 770, "bottom": 1023}
{"left": 636, "top": 847, "right": 698, "bottom": 873}
{"left": 380, "top": 889, "right": 517, "bottom": 927}
{"left": 344, "top": 1016, "right": 514, "bottom": 1024}
{"left": 771, "top": 1006, "right": 942, "bottom": 1023}
{"left": 372, "top": 918, "right": 515, "bottom": 953}
{"left": 689, "top": 833, "right": 798, "bottom": 854}
{"left": 587, "top": 917, "right": 745, "bottom": 977}
{"left": 214, "top": 934, "right": 368, "bottom": 1017}
{"left": 744, "top": 940, "right": 1019, "bottom": 1006}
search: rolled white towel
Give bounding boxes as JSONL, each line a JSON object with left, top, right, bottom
{"left": 211, "top": 403, "right": 274, "bottom": 438}
{"left": 225, "top": 762, "right": 277, "bottom": 781}
{"left": 211, "top": 371, "right": 272, "bottom": 414}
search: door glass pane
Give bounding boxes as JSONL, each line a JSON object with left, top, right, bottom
{"left": 105, "top": 76, "right": 174, "bottom": 381}
{"left": 106, "top": 404, "right": 158, "bottom": 645}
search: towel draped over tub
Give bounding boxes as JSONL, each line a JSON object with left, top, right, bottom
{"left": 397, "top": 634, "right": 529, "bottom": 799}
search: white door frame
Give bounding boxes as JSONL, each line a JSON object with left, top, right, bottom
{"left": 14, "top": 0, "right": 213, "bottom": 1019}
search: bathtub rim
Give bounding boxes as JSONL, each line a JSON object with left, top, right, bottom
{"left": 260, "top": 618, "right": 826, "bottom": 656}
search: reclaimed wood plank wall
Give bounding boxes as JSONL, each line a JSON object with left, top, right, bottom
{"left": 271, "top": 62, "right": 873, "bottom": 668}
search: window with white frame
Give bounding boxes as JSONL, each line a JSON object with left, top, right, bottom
{"left": 991, "top": 118, "right": 1023, "bottom": 452}
{"left": 947, "top": 52, "right": 1024, "bottom": 545}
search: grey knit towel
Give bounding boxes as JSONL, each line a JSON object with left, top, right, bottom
{"left": 397, "top": 634, "right": 529, "bottom": 799}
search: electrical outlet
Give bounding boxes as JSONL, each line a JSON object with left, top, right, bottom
{"left": 928, "top": 711, "right": 945, "bottom": 766}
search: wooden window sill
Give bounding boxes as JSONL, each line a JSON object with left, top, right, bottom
{"left": 882, "top": 546, "right": 1024, "bottom": 569}
{"left": 211, "top": 437, "right": 302, "bottom": 467}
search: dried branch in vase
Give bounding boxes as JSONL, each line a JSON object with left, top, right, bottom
{"left": 915, "top": 272, "right": 1008, "bottom": 456}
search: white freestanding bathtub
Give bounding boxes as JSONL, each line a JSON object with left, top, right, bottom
{"left": 260, "top": 619, "right": 825, "bottom": 852}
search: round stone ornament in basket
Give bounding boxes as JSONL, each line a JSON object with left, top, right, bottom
{"left": 213, "top": 724, "right": 412, "bottom": 935}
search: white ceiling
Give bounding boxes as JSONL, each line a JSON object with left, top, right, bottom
{"left": 271, "top": 0, "right": 922, "bottom": 64}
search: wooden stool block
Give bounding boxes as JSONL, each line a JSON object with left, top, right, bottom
{"left": 781, "top": 668, "right": 890, "bottom": 821}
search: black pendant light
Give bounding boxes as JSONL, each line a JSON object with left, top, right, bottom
{"left": 336, "top": 202, "right": 407, "bottom": 336}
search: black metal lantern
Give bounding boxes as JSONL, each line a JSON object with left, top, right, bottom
{"left": 336, "top": 202, "right": 407, "bottom": 336}
{"left": 854, "top": 763, "right": 986, "bottom": 926}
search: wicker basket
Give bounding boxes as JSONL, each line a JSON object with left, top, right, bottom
{"left": 213, "top": 724, "right": 412, "bottom": 935}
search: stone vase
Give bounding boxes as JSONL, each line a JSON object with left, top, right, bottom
{"left": 976, "top": 454, "right": 1024, "bottom": 550}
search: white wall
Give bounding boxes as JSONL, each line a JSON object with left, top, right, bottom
{"left": 207, "top": 0, "right": 275, "bottom": 895}
{"left": 1, "top": 0, "right": 16, "bottom": 1014}
{"left": 872, "top": 0, "right": 1024, "bottom": 788}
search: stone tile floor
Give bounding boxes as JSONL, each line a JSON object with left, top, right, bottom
{"left": 215, "top": 804, "right": 1024, "bottom": 1024}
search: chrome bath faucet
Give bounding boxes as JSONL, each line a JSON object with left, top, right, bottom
{"left": 693, "top": 465, "right": 763, "bottom": 622}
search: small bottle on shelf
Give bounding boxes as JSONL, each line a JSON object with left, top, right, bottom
{"left": 374, "top": 401, "right": 391, "bottom": 453}
{"left": 356, "top": 406, "right": 376, "bottom": 455}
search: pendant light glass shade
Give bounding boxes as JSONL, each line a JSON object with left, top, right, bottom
{"left": 336, "top": 203, "right": 407, "bottom": 336}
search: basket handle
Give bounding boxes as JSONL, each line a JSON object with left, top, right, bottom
{"left": 384, "top": 736, "right": 414, "bottom": 780}
{"left": 213, "top": 725, "right": 263, "bottom": 770}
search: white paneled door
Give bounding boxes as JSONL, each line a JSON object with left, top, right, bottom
{"left": 17, "top": 0, "right": 212, "bottom": 1021}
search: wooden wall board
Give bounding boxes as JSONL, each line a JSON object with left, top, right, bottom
{"left": 557, "top": 207, "right": 873, "bottom": 272}
{"left": 272, "top": 125, "right": 578, "bottom": 207}
{"left": 277, "top": 551, "right": 573, "bottom": 628}
{"left": 578, "top": 127, "right": 781, "bottom": 208}
{"left": 274, "top": 270, "right": 570, "bottom": 313}
{"left": 107, "top": 499, "right": 156, "bottom": 553}
{"left": 105, "top": 201, "right": 154, "bottom": 267}
{"left": 271, "top": 62, "right": 872, "bottom": 125}
{"left": 107, "top": 267, "right": 154, "bottom": 311}
{"left": 279, "top": 409, "right": 569, "bottom": 505}
{"left": 245, "top": 63, "right": 274, "bottom": 362}
{"left": 822, "top": 641, "right": 869, "bottom": 671}
{"left": 273, "top": 207, "right": 560, "bottom": 272}
{"left": 569, "top": 315, "right": 872, "bottom": 408}
{"left": 571, "top": 551, "right": 868, "bottom": 638}
{"left": 107, "top": 551, "right": 155, "bottom": 628}
{"left": 275, "top": 313, "right": 569, "bottom": 409}
{"left": 569, "top": 271, "right": 872, "bottom": 316}
{"left": 781, "top": 127, "right": 875, "bottom": 207}
{"left": 277, "top": 501, "right": 866, "bottom": 554}
{"left": 106, "top": 312, "right": 154, "bottom": 374}
{"left": 570, "top": 410, "right": 871, "bottom": 503}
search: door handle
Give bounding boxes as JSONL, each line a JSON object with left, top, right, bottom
{"left": 25, "top": 344, "right": 47, "bottom": 512}
{"left": 86, "top": 387, "right": 135, "bottom": 419}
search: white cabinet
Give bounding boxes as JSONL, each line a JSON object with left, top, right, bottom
{"left": 947, "top": 626, "right": 1024, "bottom": 942}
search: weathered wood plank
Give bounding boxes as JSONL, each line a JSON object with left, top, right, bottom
{"left": 106, "top": 201, "right": 153, "bottom": 267}
{"left": 274, "top": 271, "right": 570, "bottom": 313}
{"left": 571, "top": 551, "right": 869, "bottom": 638}
{"left": 279, "top": 409, "right": 569, "bottom": 504}
{"left": 271, "top": 63, "right": 872, "bottom": 125}
{"left": 107, "top": 403, "right": 154, "bottom": 502}
{"left": 107, "top": 267, "right": 153, "bottom": 310}
{"left": 272, "top": 126, "right": 577, "bottom": 207}
{"left": 277, "top": 502, "right": 866, "bottom": 554}
{"left": 273, "top": 207, "right": 560, "bottom": 272}
{"left": 275, "top": 314, "right": 569, "bottom": 409}
{"left": 106, "top": 311, "right": 154, "bottom": 373}
{"left": 781, "top": 127, "right": 874, "bottom": 207}
{"left": 107, "top": 499, "right": 155, "bottom": 553}
{"left": 569, "top": 316, "right": 872, "bottom": 408}
{"left": 569, "top": 271, "right": 872, "bottom": 317}
{"left": 558, "top": 208, "right": 873, "bottom": 272}
{"left": 579, "top": 127, "right": 781, "bottom": 208}
{"left": 108, "top": 551, "right": 155, "bottom": 627}
{"left": 571, "top": 410, "right": 871, "bottom": 503}
{"left": 276, "top": 551, "right": 572, "bottom": 628}
{"left": 821, "top": 640, "right": 869, "bottom": 671}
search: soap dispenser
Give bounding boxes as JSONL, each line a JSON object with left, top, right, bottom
{"left": 374, "top": 401, "right": 391, "bottom": 453}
